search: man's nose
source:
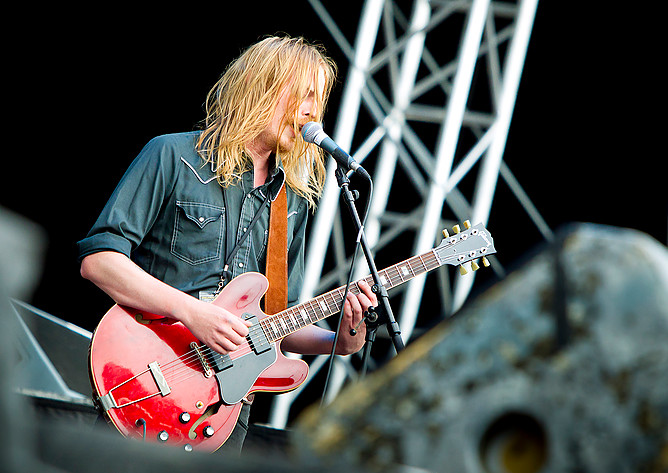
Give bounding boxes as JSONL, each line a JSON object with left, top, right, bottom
{"left": 300, "top": 100, "right": 316, "bottom": 120}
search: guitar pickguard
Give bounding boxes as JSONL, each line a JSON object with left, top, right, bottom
{"left": 213, "top": 314, "right": 278, "bottom": 404}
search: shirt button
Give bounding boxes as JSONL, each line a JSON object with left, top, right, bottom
{"left": 198, "top": 217, "right": 205, "bottom": 222}
{"left": 239, "top": 263, "right": 244, "bottom": 268}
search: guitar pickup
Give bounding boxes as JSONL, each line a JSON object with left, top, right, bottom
{"left": 207, "top": 352, "right": 233, "bottom": 372}
{"left": 244, "top": 314, "right": 272, "bottom": 355}
{"left": 200, "top": 314, "right": 271, "bottom": 375}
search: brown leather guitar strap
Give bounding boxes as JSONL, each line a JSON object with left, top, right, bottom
{"left": 264, "top": 184, "right": 288, "bottom": 314}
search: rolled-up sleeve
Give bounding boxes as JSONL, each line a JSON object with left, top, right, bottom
{"left": 77, "top": 231, "right": 134, "bottom": 260}
{"left": 77, "top": 136, "right": 178, "bottom": 261}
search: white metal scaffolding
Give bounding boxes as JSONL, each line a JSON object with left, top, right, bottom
{"left": 269, "top": 0, "right": 546, "bottom": 428}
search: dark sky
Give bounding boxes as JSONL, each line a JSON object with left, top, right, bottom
{"left": 4, "top": 3, "right": 664, "bottom": 332}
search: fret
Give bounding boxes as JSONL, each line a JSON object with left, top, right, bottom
{"left": 384, "top": 265, "right": 398, "bottom": 288}
{"left": 309, "top": 299, "right": 324, "bottom": 321}
{"left": 318, "top": 298, "right": 328, "bottom": 314}
{"left": 334, "top": 286, "right": 347, "bottom": 304}
{"left": 330, "top": 290, "right": 341, "bottom": 310}
{"left": 299, "top": 308, "right": 309, "bottom": 324}
{"left": 308, "top": 299, "right": 321, "bottom": 320}
{"left": 389, "top": 264, "right": 403, "bottom": 288}
{"left": 268, "top": 320, "right": 279, "bottom": 337}
{"left": 415, "top": 255, "right": 426, "bottom": 273}
{"left": 285, "top": 314, "right": 296, "bottom": 332}
{"left": 269, "top": 317, "right": 283, "bottom": 338}
{"left": 262, "top": 320, "right": 276, "bottom": 341}
{"left": 284, "top": 311, "right": 295, "bottom": 330}
{"left": 424, "top": 251, "right": 437, "bottom": 271}
{"left": 397, "top": 265, "right": 407, "bottom": 281}
{"left": 324, "top": 291, "right": 338, "bottom": 312}
{"left": 289, "top": 310, "right": 301, "bottom": 329}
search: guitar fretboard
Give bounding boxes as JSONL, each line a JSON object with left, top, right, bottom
{"left": 259, "top": 249, "right": 441, "bottom": 343}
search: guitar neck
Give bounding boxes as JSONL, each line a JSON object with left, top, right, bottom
{"left": 259, "top": 249, "right": 441, "bottom": 343}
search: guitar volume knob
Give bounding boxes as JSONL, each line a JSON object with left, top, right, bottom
{"left": 179, "top": 412, "right": 191, "bottom": 424}
{"left": 203, "top": 425, "right": 215, "bottom": 438}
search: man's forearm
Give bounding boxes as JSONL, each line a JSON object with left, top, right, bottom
{"left": 80, "top": 250, "right": 198, "bottom": 322}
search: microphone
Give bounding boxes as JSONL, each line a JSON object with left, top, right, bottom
{"left": 301, "top": 122, "right": 369, "bottom": 179}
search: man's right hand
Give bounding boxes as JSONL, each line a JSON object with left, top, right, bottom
{"left": 180, "top": 300, "right": 252, "bottom": 354}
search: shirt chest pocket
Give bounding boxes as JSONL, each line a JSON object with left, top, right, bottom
{"left": 171, "top": 201, "right": 225, "bottom": 265}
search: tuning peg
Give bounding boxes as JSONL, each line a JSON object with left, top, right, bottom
{"left": 459, "top": 264, "right": 468, "bottom": 275}
{"left": 463, "top": 220, "right": 471, "bottom": 229}
{"left": 471, "top": 261, "right": 480, "bottom": 271}
{"left": 452, "top": 224, "right": 461, "bottom": 234}
{"left": 482, "top": 256, "right": 490, "bottom": 267}
{"left": 442, "top": 229, "right": 450, "bottom": 238}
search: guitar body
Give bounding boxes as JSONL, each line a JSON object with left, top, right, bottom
{"left": 89, "top": 272, "right": 308, "bottom": 452}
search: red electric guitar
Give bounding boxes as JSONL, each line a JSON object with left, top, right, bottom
{"left": 89, "top": 221, "right": 495, "bottom": 452}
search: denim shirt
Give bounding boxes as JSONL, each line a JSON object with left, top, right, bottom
{"left": 77, "top": 132, "right": 309, "bottom": 307}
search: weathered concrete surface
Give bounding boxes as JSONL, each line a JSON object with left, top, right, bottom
{"left": 292, "top": 224, "right": 668, "bottom": 473}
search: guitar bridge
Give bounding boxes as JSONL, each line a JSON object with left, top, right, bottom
{"left": 190, "top": 342, "right": 213, "bottom": 377}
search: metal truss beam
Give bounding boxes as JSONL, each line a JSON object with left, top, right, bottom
{"left": 269, "top": 0, "right": 542, "bottom": 429}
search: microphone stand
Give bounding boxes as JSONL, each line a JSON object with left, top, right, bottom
{"left": 334, "top": 166, "right": 405, "bottom": 372}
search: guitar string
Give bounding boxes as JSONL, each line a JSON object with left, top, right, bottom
{"left": 107, "top": 238, "right": 488, "bottom": 412}
{"left": 157, "top": 318, "right": 276, "bottom": 385}
{"left": 149, "top": 251, "right": 443, "bottom": 386}
{"left": 154, "top": 318, "right": 270, "bottom": 376}
{"left": 137, "top": 249, "right": 446, "bottom": 388}
{"left": 149, "top": 252, "right": 443, "bottom": 387}
{"left": 112, "top": 233, "right": 487, "bottom": 398}
{"left": 113, "top": 248, "right": 465, "bottom": 397}
{"left": 159, "top": 280, "right": 365, "bottom": 385}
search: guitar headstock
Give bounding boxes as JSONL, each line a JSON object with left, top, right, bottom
{"left": 434, "top": 220, "right": 496, "bottom": 275}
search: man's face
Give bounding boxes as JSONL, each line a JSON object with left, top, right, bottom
{"left": 261, "top": 68, "right": 326, "bottom": 154}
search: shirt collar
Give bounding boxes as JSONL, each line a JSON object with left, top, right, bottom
{"left": 266, "top": 156, "right": 286, "bottom": 202}
{"left": 206, "top": 146, "right": 287, "bottom": 201}
{"left": 239, "top": 154, "right": 286, "bottom": 202}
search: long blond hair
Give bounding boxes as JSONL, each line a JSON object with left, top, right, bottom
{"left": 196, "top": 36, "right": 337, "bottom": 209}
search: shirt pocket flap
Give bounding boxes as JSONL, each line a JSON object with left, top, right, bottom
{"left": 175, "top": 201, "right": 224, "bottom": 229}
